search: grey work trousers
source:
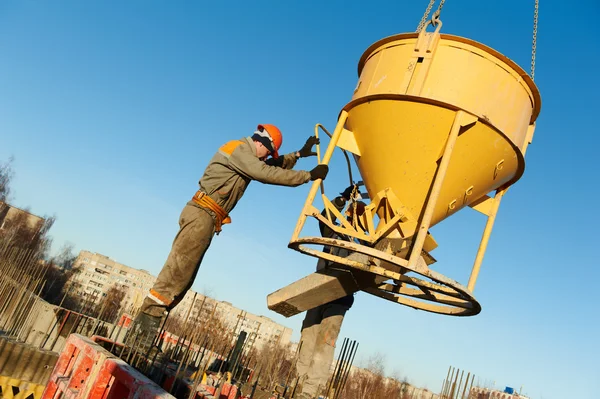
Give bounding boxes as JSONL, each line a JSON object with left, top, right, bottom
{"left": 296, "top": 302, "right": 350, "bottom": 397}
{"left": 141, "top": 203, "right": 215, "bottom": 317}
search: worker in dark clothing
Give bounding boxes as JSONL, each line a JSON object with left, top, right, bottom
{"left": 295, "top": 185, "right": 366, "bottom": 399}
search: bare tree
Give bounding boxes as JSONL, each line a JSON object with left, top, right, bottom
{"left": 53, "top": 242, "right": 77, "bottom": 270}
{"left": 249, "top": 339, "right": 294, "bottom": 393}
{"left": 101, "top": 284, "right": 127, "bottom": 323}
{"left": 0, "top": 156, "right": 15, "bottom": 203}
{"left": 0, "top": 205, "right": 56, "bottom": 261}
{"left": 336, "top": 353, "right": 407, "bottom": 399}
{"left": 40, "top": 244, "right": 81, "bottom": 309}
{"left": 0, "top": 158, "right": 84, "bottom": 314}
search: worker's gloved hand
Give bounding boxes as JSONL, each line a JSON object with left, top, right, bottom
{"left": 264, "top": 156, "right": 284, "bottom": 167}
{"left": 340, "top": 184, "right": 357, "bottom": 201}
{"left": 332, "top": 196, "right": 346, "bottom": 208}
{"left": 310, "top": 164, "right": 329, "bottom": 181}
{"left": 298, "top": 136, "right": 320, "bottom": 158}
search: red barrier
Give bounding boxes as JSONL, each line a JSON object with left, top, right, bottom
{"left": 41, "top": 334, "right": 175, "bottom": 399}
{"left": 117, "top": 313, "right": 133, "bottom": 328}
{"left": 219, "top": 383, "right": 238, "bottom": 399}
{"left": 42, "top": 334, "right": 114, "bottom": 399}
{"left": 89, "top": 357, "right": 173, "bottom": 398}
{"left": 195, "top": 385, "right": 216, "bottom": 399}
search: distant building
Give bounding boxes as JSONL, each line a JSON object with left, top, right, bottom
{"left": 71, "top": 250, "right": 156, "bottom": 313}
{"left": 0, "top": 202, "right": 45, "bottom": 238}
{"left": 150, "top": 289, "right": 292, "bottom": 350}
{"left": 218, "top": 301, "right": 293, "bottom": 350}
{"left": 469, "top": 386, "right": 529, "bottom": 399}
{"left": 70, "top": 250, "right": 293, "bottom": 349}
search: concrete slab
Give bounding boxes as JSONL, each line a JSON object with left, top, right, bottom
{"left": 0, "top": 337, "right": 58, "bottom": 385}
{"left": 267, "top": 267, "right": 360, "bottom": 317}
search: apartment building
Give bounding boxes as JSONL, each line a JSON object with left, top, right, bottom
{"left": 0, "top": 202, "right": 45, "bottom": 237}
{"left": 70, "top": 250, "right": 292, "bottom": 350}
{"left": 71, "top": 250, "right": 156, "bottom": 313}
{"left": 167, "top": 291, "right": 293, "bottom": 350}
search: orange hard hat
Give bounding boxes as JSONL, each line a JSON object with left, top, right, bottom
{"left": 257, "top": 124, "right": 282, "bottom": 158}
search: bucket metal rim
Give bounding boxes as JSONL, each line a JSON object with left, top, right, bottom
{"left": 356, "top": 32, "right": 542, "bottom": 124}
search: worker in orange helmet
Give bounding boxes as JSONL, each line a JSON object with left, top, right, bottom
{"left": 130, "top": 124, "right": 329, "bottom": 351}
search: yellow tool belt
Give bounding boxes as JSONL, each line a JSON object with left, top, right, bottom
{"left": 192, "top": 190, "right": 231, "bottom": 234}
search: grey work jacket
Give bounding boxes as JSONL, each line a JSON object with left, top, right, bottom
{"left": 198, "top": 136, "right": 311, "bottom": 215}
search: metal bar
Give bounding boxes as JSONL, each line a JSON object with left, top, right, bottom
{"left": 332, "top": 339, "right": 352, "bottom": 397}
{"left": 444, "top": 367, "right": 455, "bottom": 398}
{"left": 325, "top": 337, "right": 347, "bottom": 396}
{"left": 282, "top": 340, "right": 302, "bottom": 395}
{"left": 2, "top": 275, "right": 31, "bottom": 332}
{"left": 468, "top": 374, "right": 475, "bottom": 398}
{"left": 336, "top": 340, "right": 358, "bottom": 399}
{"left": 90, "top": 296, "right": 110, "bottom": 335}
{"left": 41, "top": 308, "right": 65, "bottom": 350}
{"left": 49, "top": 310, "right": 71, "bottom": 351}
{"left": 179, "top": 325, "right": 206, "bottom": 378}
{"left": 231, "top": 330, "right": 251, "bottom": 381}
{"left": 19, "top": 293, "right": 41, "bottom": 341}
{"left": 249, "top": 370, "right": 261, "bottom": 399}
{"left": 0, "top": 253, "right": 19, "bottom": 304}
{"left": 333, "top": 342, "right": 352, "bottom": 399}
{"left": 17, "top": 279, "right": 46, "bottom": 340}
{"left": 187, "top": 338, "right": 217, "bottom": 399}
{"left": 460, "top": 372, "right": 470, "bottom": 399}
{"left": 455, "top": 370, "right": 464, "bottom": 399}
{"left": 126, "top": 329, "right": 143, "bottom": 363}
{"left": 327, "top": 337, "right": 349, "bottom": 398}
{"left": 291, "top": 110, "right": 349, "bottom": 241}
{"left": 467, "top": 188, "right": 506, "bottom": 291}
{"left": 449, "top": 368, "right": 459, "bottom": 399}
{"left": 171, "top": 329, "right": 199, "bottom": 394}
{"left": 110, "top": 308, "right": 126, "bottom": 353}
{"left": 0, "top": 260, "right": 29, "bottom": 329}
{"left": 408, "top": 110, "right": 476, "bottom": 269}
{"left": 0, "top": 263, "right": 14, "bottom": 306}
{"left": 442, "top": 365, "right": 452, "bottom": 398}
{"left": 8, "top": 278, "right": 38, "bottom": 336}
{"left": 12, "top": 278, "right": 43, "bottom": 337}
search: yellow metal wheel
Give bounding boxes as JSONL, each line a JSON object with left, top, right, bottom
{"left": 289, "top": 236, "right": 480, "bottom": 316}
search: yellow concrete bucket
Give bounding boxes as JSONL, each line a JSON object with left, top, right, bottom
{"left": 274, "top": 21, "right": 541, "bottom": 317}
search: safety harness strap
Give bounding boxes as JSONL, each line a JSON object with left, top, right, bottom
{"left": 192, "top": 190, "right": 231, "bottom": 234}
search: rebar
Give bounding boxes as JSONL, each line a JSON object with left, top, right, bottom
{"left": 335, "top": 340, "right": 358, "bottom": 399}
{"left": 326, "top": 337, "right": 349, "bottom": 397}
{"left": 187, "top": 338, "right": 218, "bottom": 399}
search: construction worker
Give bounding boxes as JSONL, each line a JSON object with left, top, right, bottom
{"left": 131, "top": 124, "right": 329, "bottom": 348}
{"left": 295, "top": 185, "right": 365, "bottom": 399}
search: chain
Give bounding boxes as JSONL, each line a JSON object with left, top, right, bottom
{"left": 416, "top": 0, "right": 446, "bottom": 32}
{"left": 530, "top": 0, "right": 539, "bottom": 80}
{"left": 350, "top": 184, "right": 359, "bottom": 229}
{"left": 416, "top": 0, "right": 436, "bottom": 33}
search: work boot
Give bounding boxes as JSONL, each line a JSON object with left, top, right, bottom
{"left": 127, "top": 311, "right": 164, "bottom": 358}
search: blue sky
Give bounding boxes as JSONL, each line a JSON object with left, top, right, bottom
{"left": 1, "top": 1, "right": 598, "bottom": 398}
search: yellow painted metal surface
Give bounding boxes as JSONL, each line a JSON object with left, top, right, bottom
{"left": 344, "top": 32, "right": 540, "bottom": 229}
{"left": 277, "top": 23, "right": 542, "bottom": 316}
{"left": 0, "top": 375, "right": 45, "bottom": 399}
